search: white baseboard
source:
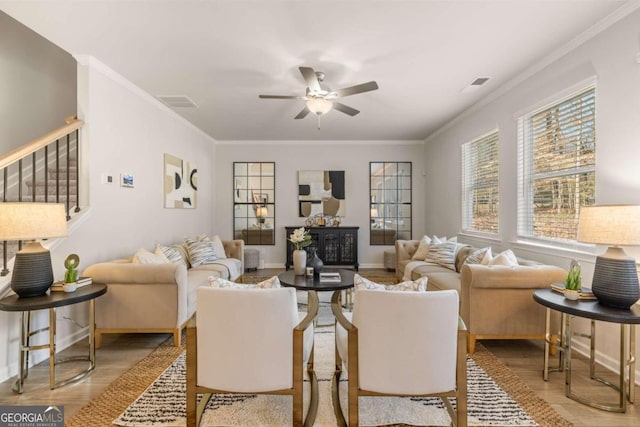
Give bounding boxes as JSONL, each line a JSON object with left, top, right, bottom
{"left": 571, "top": 337, "right": 640, "bottom": 386}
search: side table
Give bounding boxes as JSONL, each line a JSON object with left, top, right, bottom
{"left": 533, "top": 288, "right": 640, "bottom": 412}
{"left": 0, "top": 283, "right": 107, "bottom": 393}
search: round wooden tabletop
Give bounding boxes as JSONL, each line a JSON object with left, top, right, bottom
{"left": 533, "top": 288, "right": 640, "bottom": 324}
{"left": 0, "top": 283, "right": 107, "bottom": 312}
{"left": 278, "top": 269, "right": 355, "bottom": 292}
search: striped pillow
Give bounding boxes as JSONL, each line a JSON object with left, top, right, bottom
{"left": 185, "top": 238, "right": 219, "bottom": 267}
{"left": 156, "top": 244, "right": 189, "bottom": 268}
{"left": 424, "top": 241, "right": 457, "bottom": 271}
{"left": 464, "top": 247, "right": 491, "bottom": 265}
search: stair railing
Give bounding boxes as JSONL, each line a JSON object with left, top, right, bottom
{"left": 0, "top": 117, "right": 84, "bottom": 276}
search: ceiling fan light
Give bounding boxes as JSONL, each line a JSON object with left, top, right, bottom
{"left": 306, "top": 98, "right": 333, "bottom": 115}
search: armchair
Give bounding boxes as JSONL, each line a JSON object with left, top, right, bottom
{"left": 186, "top": 287, "right": 319, "bottom": 427}
{"left": 332, "top": 289, "right": 467, "bottom": 427}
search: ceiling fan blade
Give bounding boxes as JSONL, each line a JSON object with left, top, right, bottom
{"left": 259, "top": 95, "right": 304, "bottom": 99}
{"left": 294, "top": 106, "right": 311, "bottom": 119}
{"left": 333, "top": 102, "right": 360, "bottom": 116}
{"left": 299, "top": 67, "right": 321, "bottom": 92}
{"left": 334, "top": 81, "right": 379, "bottom": 98}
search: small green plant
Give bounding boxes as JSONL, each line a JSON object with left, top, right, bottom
{"left": 565, "top": 260, "right": 581, "bottom": 291}
{"left": 64, "top": 254, "right": 80, "bottom": 283}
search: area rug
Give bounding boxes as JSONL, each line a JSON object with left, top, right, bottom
{"left": 108, "top": 330, "right": 571, "bottom": 427}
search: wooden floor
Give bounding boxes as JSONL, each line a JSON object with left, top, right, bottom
{"left": 1, "top": 268, "right": 639, "bottom": 426}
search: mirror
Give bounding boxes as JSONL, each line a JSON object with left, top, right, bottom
{"left": 233, "top": 162, "right": 275, "bottom": 245}
{"left": 370, "top": 162, "right": 412, "bottom": 245}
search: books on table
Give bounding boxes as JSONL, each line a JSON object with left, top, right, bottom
{"left": 51, "top": 277, "right": 93, "bottom": 292}
{"left": 550, "top": 283, "right": 596, "bottom": 300}
{"left": 319, "top": 272, "right": 341, "bottom": 283}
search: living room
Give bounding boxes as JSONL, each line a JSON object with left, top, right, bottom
{"left": 2, "top": 1, "right": 640, "bottom": 426}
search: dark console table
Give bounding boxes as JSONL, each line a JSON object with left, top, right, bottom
{"left": 285, "top": 226, "right": 359, "bottom": 271}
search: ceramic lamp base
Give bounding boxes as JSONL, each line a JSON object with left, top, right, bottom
{"left": 592, "top": 251, "right": 639, "bottom": 309}
{"left": 11, "top": 242, "right": 54, "bottom": 297}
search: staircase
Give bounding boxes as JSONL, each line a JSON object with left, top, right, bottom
{"left": 0, "top": 119, "right": 83, "bottom": 277}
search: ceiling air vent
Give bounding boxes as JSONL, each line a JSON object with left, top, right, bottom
{"left": 460, "top": 76, "right": 491, "bottom": 93}
{"left": 157, "top": 95, "right": 198, "bottom": 108}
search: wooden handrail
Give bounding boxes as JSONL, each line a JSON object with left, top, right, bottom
{"left": 0, "top": 119, "right": 84, "bottom": 170}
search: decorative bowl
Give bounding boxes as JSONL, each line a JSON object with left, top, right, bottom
{"left": 563, "top": 289, "right": 580, "bottom": 300}
{"left": 63, "top": 282, "right": 77, "bottom": 293}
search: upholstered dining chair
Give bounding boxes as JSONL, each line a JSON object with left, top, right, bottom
{"left": 186, "top": 287, "right": 319, "bottom": 427}
{"left": 331, "top": 289, "right": 467, "bottom": 427}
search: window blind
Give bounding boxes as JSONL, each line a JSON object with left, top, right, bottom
{"left": 517, "top": 86, "right": 596, "bottom": 242}
{"left": 461, "top": 130, "right": 499, "bottom": 234}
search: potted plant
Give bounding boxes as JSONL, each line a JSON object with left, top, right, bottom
{"left": 63, "top": 254, "right": 80, "bottom": 292}
{"left": 564, "top": 260, "right": 581, "bottom": 300}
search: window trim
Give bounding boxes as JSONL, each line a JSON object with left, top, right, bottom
{"left": 516, "top": 82, "right": 596, "bottom": 247}
{"left": 461, "top": 129, "right": 500, "bottom": 237}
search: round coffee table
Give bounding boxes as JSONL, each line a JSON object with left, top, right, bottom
{"left": 278, "top": 270, "right": 355, "bottom": 326}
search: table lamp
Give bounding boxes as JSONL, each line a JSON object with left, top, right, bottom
{"left": 0, "top": 203, "right": 68, "bottom": 297}
{"left": 256, "top": 206, "right": 268, "bottom": 224}
{"left": 577, "top": 204, "right": 640, "bottom": 309}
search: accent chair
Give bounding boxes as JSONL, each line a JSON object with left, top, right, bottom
{"left": 332, "top": 289, "right": 467, "bottom": 427}
{"left": 186, "top": 287, "right": 318, "bottom": 427}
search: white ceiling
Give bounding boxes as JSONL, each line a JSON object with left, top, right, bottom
{"left": 0, "top": 1, "right": 632, "bottom": 141}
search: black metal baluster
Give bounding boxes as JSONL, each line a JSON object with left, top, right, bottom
{"left": 1, "top": 167, "right": 7, "bottom": 276}
{"left": 74, "top": 129, "right": 80, "bottom": 213}
{"left": 31, "top": 152, "right": 36, "bottom": 201}
{"left": 44, "top": 145, "right": 49, "bottom": 203}
{"left": 55, "top": 139, "right": 60, "bottom": 204}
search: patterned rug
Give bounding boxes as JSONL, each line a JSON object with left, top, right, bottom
{"left": 111, "top": 331, "right": 566, "bottom": 427}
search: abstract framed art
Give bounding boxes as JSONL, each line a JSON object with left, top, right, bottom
{"left": 164, "top": 153, "right": 197, "bottom": 208}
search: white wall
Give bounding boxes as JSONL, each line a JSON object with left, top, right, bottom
{"left": 0, "top": 56, "right": 216, "bottom": 382}
{"left": 215, "top": 141, "right": 426, "bottom": 268}
{"left": 423, "top": 10, "right": 640, "bottom": 379}
{"left": 0, "top": 11, "right": 76, "bottom": 152}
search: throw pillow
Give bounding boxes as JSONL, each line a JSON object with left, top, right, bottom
{"left": 354, "top": 274, "right": 427, "bottom": 291}
{"left": 157, "top": 244, "right": 190, "bottom": 268}
{"left": 209, "top": 235, "right": 227, "bottom": 259}
{"left": 209, "top": 276, "right": 281, "bottom": 289}
{"left": 411, "top": 235, "right": 432, "bottom": 260}
{"left": 487, "top": 249, "right": 519, "bottom": 267}
{"left": 423, "top": 241, "right": 457, "bottom": 271}
{"left": 132, "top": 248, "right": 169, "bottom": 264}
{"left": 464, "top": 247, "right": 492, "bottom": 265}
{"left": 185, "top": 238, "right": 219, "bottom": 267}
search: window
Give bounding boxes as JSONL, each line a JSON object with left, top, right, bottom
{"left": 461, "top": 130, "right": 499, "bottom": 234}
{"left": 233, "top": 162, "right": 275, "bottom": 245}
{"left": 370, "top": 162, "right": 412, "bottom": 244}
{"left": 517, "top": 86, "right": 596, "bottom": 242}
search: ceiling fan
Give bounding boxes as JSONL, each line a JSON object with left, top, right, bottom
{"left": 259, "top": 66, "right": 379, "bottom": 128}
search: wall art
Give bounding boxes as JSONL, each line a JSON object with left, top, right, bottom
{"left": 298, "top": 170, "right": 345, "bottom": 217}
{"left": 164, "top": 153, "right": 197, "bottom": 208}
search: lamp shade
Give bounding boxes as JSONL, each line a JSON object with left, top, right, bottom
{"left": 256, "top": 207, "right": 268, "bottom": 218}
{"left": 577, "top": 204, "right": 640, "bottom": 246}
{"left": 0, "top": 203, "right": 67, "bottom": 240}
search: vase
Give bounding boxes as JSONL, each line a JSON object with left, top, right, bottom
{"left": 293, "top": 249, "right": 307, "bottom": 275}
{"left": 306, "top": 249, "right": 324, "bottom": 275}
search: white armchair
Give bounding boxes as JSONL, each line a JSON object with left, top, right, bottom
{"left": 332, "top": 289, "right": 467, "bottom": 427}
{"left": 186, "top": 287, "right": 318, "bottom": 427}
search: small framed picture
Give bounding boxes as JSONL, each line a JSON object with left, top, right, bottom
{"left": 121, "top": 173, "right": 134, "bottom": 188}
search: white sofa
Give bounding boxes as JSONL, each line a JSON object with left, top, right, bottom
{"left": 83, "top": 239, "right": 244, "bottom": 347}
